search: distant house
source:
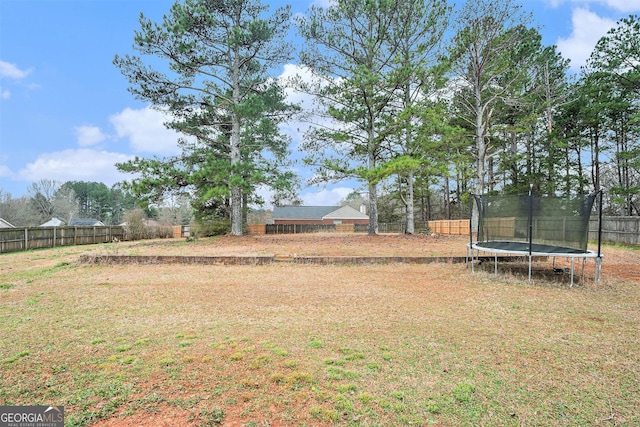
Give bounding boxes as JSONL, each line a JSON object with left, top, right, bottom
{"left": 40, "top": 217, "right": 66, "bottom": 227}
{"left": 272, "top": 206, "right": 369, "bottom": 225}
{"left": 143, "top": 218, "right": 162, "bottom": 227}
{"left": 0, "top": 218, "right": 15, "bottom": 228}
{"left": 68, "top": 218, "right": 105, "bottom": 227}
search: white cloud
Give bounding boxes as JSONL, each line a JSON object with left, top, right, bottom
{"left": 277, "top": 63, "right": 345, "bottom": 150}
{"left": 0, "top": 60, "right": 33, "bottom": 79}
{"left": 0, "top": 61, "right": 34, "bottom": 100}
{"left": 0, "top": 164, "right": 12, "bottom": 178}
{"left": 75, "top": 125, "right": 107, "bottom": 147}
{"left": 603, "top": 0, "right": 640, "bottom": 12}
{"left": 252, "top": 185, "right": 358, "bottom": 209}
{"left": 557, "top": 8, "right": 616, "bottom": 71}
{"left": 311, "top": 0, "right": 334, "bottom": 7}
{"left": 279, "top": 63, "right": 315, "bottom": 105}
{"left": 16, "top": 149, "right": 133, "bottom": 186}
{"left": 110, "top": 106, "right": 182, "bottom": 155}
{"left": 547, "top": 0, "right": 640, "bottom": 13}
{"left": 302, "top": 187, "right": 355, "bottom": 205}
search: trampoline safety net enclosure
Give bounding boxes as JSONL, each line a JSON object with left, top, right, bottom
{"left": 468, "top": 190, "right": 603, "bottom": 284}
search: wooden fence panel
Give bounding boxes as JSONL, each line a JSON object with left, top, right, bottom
{"left": 0, "top": 226, "right": 125, "bottom": 254}
{"left": 590, "top": 217, "right": 640, "bottom": 246}
{"left": 265, "top": 224, "right": 337, "bottom": 234}
{"left": 247, "top": 224, "right": 266, "bottom": 235}
{"left": 0, "top": 228, "right": 26, "bottom": 252}
{"left": 428, "top": 220, "right": 470, "bottom": 236}
{"left": 1, "top": 217, "right": 637, "bottom": 252}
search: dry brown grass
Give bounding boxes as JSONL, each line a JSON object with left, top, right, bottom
{"left": 0, "top": 234, "right": 638, "bottom": 426}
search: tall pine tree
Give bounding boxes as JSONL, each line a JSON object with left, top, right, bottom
{"left": 114, "top": 0, "right": 298, "bottom": 235}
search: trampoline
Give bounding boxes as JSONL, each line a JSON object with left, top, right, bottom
{"left": 467, "top": 188, "right": 603, "bottom": 286}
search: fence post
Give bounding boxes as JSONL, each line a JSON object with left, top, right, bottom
{"left": 24, "top": 228, "right": 28, "bottom": 250}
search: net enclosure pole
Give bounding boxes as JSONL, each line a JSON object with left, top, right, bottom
{"left": 469, "top": 194, "right": 476, "bottom": 272}
{"left": 528, "top": 185, "right": 533, "bottom": 283}
{"left": 469, "top": 193, "right": 473, "bottom": 248}
{"left": 468, "top": 193, "right": 473, "bottom": 270}
{"left": 596, "top": 189, "right": 604, "bottom": 282}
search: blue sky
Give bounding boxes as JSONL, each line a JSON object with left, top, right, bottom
{"left": 1, "top": 0, "right": 639, "bottom": 205}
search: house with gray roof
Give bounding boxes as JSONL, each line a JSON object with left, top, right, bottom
{"left": 68, "top": 218, "right": 105, "bottom": 227}
{"left": 0, "top": 218, "right": 15, "bottom": 228}
{"left": 40, "top": 217, "right": 66, "bottom": 227}
{"left": 272, "top": 205, "right": 368, "bottom": 225}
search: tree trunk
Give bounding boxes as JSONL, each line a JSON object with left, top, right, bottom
{"left": 230, "top": 123, "right": 243, "bottom": 235}
{"left": 367, "top": 124, "right": 378, "bottom": 235}
{"left": 368, "top": 181, "right": 378, "bottom": 235}
{"left": 405, "top": 171, "right": 415, "bottom": 234}
{"left": 230, "top": 27, "right": 243, "bottom": 236}
{"left": 444, "top": 174, "right": 451, "bottom": 220}
{"left": 475, "top": 89, "right": 487, "bottom": 195}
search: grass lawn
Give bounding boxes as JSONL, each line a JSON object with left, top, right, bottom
{"left": 0, "top": 234, "right": 638, "bottom": 426}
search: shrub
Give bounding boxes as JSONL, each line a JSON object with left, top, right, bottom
{"left": 123, "top": 209, "right": 148, "bottom": 240}
{"left": 191, "top": 217, "right": 231, "bottom": 237}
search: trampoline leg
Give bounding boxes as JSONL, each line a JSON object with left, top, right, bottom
{"left": 570, "top": 258, "right": 575, "bottom": 288}
{"left": 528, "top": 255, "right": 532, "bottom": 283}
{"left": 466, "top": 246, "right": 469, "bottom": 268}
{"left": 494, "top": 253, "right": 497, "bottom": 277}
{"left": 470, "top": 247, "right": 475, "bottom": 273}
{"left": 595, "top": 257, "right": 602, "bottom": 283}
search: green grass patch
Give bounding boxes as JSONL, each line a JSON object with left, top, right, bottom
{"left": 282, "top": 359, "right": 298, "bottom": 369}
{"left": 325, "top": 367, "right": 359, "bottom": 380}
{"left": 310, "top": 406, "right": 339, "bottom": 422}
{"left": 308, "top": 339, "right": 323, "bottom": 349}
{"left": 3, "top": 350, "right": 30, "bottom": 364}
{"left": 452, "top": 383, "right": 476, "bottom": 403}
{"left": 286, "top": 372, "right": 313, "bottom": 387}
{"left": 271, "top": 347, "right": 288, "bottom": 357}
{"left": 229, "top": 352, "right": 244, "bottom": 361}
{"left": 199, "top": 407, "right": 225, "bottom": 425}
{"left": 248, "top": 355, "right": 270, "bottom": 370}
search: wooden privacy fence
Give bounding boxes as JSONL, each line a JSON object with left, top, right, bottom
{"left": 252, "top": 221, "right": 463, "bottom": 235}
{"left": 251, "top": 217, "right": 639, "bottom": 245}
{"left": 428, "top": 220, "right": 470, "bottom": 235}
{"left": 0, "top": 226, "right": 125, "bottom": 254}
{"left": 264, "top": 224, "right": 338, "bottom": 234}
{"left": 590, "top": 217, "right": 640, "bottom": 246}
{"left": 1, "top": 217, "right": 637, "bottom": 253}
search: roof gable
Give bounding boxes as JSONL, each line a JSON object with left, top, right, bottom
{"left": 0, "top": 218, "right": 15, "bottom": 228}
{"left": 322, "top": 205, "right": 368, "bottom": 220}
{"left": 40, "top": 217, "right": 66, "bottom": 227}
{"left": 273, "top": 205, "right": 369, "bottom": 220}
{"left": 69, "top": 218, "right": 104, "bottom": 226}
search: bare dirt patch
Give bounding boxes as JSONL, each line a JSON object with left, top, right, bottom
{"left": 80, "top": 233, "right": 635, "bottom": 283}
{"left": 91, "top": 406, "right": 195, "bottom": 427}
{"left": 95, "top": 233, "right": 468, "bottom": 257}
